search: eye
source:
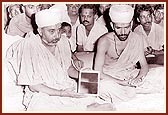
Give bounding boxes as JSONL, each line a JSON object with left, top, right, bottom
{"left": 28, "top": 5, "right": 33, "bottom": 9}
{"left": 49, "top": 30, "right": 55, "bottom": 34}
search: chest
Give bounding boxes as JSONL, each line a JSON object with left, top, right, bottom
{"left": 106, "top": 40, "right": 127, "bottom": 59}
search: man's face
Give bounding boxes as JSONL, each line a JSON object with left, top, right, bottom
{"left": 24, "top": 4, "right": 40, "bottom": 18}
{"left": 139, "top": 11, "right": 152, "bottom": 30}
{"left": 61, "top": 26, "right": 72, "bottom": 39}
{"left": 40, "top": 23, "right": 62, "bottom": 46}
{"left": 154, "top": 9, "right": 164, "bottom": 23}
{"left": 80, "top": 8, "right": 95, "bottom": 27}
{"left": 99, "top": 4, "right": 111, "bottom": 14}
{"left": 8, "top": 5, "right": 22, "bottom": 18}
{"left": 113, "top": 23, "right": 131, "bottom": 41}
{"left": 66, "top": 4, "right": 81, "bottom": 15}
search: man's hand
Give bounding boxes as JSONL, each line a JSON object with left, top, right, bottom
{"left": 60, "top": 88, "right": 86, "bottom": 98}
{"left": 145, "top": 46, "right": 153, "bottom": 56}
{"left": 73, "top": 59, "right": 84, "bottom": 71}
{"left": 128, "top": 76, "right": 144, "bottom": 87}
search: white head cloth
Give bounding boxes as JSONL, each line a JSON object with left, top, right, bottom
{"left": 35, "top": 8, "right": 62, "bottom": 28}
{"left": 109, "top": 4, "right": 134, "bottom": 23}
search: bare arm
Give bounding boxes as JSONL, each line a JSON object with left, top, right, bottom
{"left": 94, "top": 37, "right": 130, "bottom": 86}
{"left": 130, "top": 51, "right": 149, "bottom": 86}
{"left": 29, "top": 84, "right": 85, "bottom": 98}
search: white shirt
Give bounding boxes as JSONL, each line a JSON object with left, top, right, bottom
{"left": 134, "top": 22, "right": 164, "bottom": 50}
{"left": 77, "top": 22, "right": 108, "bottom": 51}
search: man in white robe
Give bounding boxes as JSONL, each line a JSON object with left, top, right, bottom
{"left": 5, "top": 8, "right": 114, "bottom": 111}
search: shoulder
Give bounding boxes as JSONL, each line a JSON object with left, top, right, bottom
{"left": 97, "top": 32, "right": 113, "bottom": 46}
{"left": 153, "top": 23, "right": 164, "bottom": 31}
{"left": 9, "top": 13, "right": 25, "bottom": 24}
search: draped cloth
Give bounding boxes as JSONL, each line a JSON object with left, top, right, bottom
{"left": 103, "top": 32, "right": 144, "bottom": 81}
{"left": 5, "top": 32, "right": 97, "bottom": 111}
{"left": 99, "top": 32, "right": 164, "bottom": 103}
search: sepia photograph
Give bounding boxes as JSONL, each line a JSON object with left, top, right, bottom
{"left": 2, "top": 2, "right": 166, "bottom": 113}
{"left": 78, "top": 70, "right": 100, "bottom": 95}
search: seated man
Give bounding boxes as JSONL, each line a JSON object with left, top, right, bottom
{"left": 94, "top": 4, "right": 150, "bottom": 103}
{"left": 6, "top": 4, "right": 40, "bottom": 37}
{"left": 6, "top": 8, "right": 113, "bottom": 111}
{"left": 153, "top": 4, "right": 164, "bottom": 27}
{"left": 134, "top": 4, "right": 164, "bottom": 65}
{"left": 77, "top": 4, "right": 108, "bottom": 52}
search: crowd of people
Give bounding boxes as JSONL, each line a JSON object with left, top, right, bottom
{"left": 3, "top": 3, "right": 164, "bottom": 112}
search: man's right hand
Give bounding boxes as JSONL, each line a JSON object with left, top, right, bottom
{"left": 60, "top": 88, "right": 86, "bottom": 98}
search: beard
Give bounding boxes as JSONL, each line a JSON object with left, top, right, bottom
{"left": 114, "top": 31, "right": 130, "bottom": 41}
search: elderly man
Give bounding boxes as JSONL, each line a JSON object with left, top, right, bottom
{"left": 94, "top": 5, "right": 150, "bottom": 103}
{"left": 134, "top": 4, "right": 164, "bottom": 64}
{"left": 6, "top": 8, "right": 114, "bottom": 111}
{"left": 7, "top": 4, "right": 40, "bottom": 37}
{"left": 77, "top": 4, "right": 108, "bottom": 52}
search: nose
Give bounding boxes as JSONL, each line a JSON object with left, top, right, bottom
{"left": 102, "top": 7, "right": 105, "bottom": 13}
{"left": 84, "top": 16, "right": 88, "bottom": 21}
{"left": 145, "top": 16, "right": 150, "bottom": 22}
{"left": 121, "top": 28, "right": 126, "bottom": 35}
{"left": 54, "top": 30, "right": 61, "bottom": 39}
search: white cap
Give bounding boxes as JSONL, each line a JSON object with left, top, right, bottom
{"left": 35, "top": 9, "right": 62, "bottom": 28}
{"left": 109, "top": 5, "right": 134, "bottom": 23}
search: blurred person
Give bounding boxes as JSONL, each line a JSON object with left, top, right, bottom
{"left": 7, "top": 4, "right": 40, "bottom": 37}
{"left": 134, "top": 4, "right": 164, "bottom": 65}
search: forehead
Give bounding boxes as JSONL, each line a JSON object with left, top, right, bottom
{"left": 81, "top": 8, "right": 94, "bottom": 14}
{"left": 24, "top": 4, "right": 39, "bottom": 8}
{"left": 114, "top": 23, "right": 130, "bottom": 27}
{"left": 66, "top": 4, "right": 80, "bottom": 7}
{"left": 9, "top": 5, "right": 20, "bottom": 10}
{"left": 140, "top": 10, "right": 151, "bottom": 16}
{"left": 100, "top": 4, "right": 111, "bottom": 7}
{"left": 42, "top": 24, "right": 61, "bottom": 30}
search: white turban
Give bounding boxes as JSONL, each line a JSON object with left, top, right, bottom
{"left": 35, "top": 9, "right": 62, "bottom": 28}
{"left": 109, "top": 5, "right": 134, "bottom": 23}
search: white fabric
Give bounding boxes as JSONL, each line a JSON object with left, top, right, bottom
{"left": 134, "top": 22, "right": 164, "bottom": 50}
{"left": 7, "top": 13, "right": 33, "bottom": 37}
{"left": 35, "top": 9, "right": 62, "bottom": 28}
{"left": 109, "top": 5, "right": 134, "bottom": 23}
{"left": 2, "top": 33, "right": 25, "bottom": 112}
{"left": 61, "top": 12, "right": 80, "bottom": 52}
{"left": 5, "top": 31, "right": 107, "bottom": 111}
{"left": 77, "top": 22, "right": 108, "bottom": 51}
{"left": 116, "top": 66, "right": 165, "bottom": 112}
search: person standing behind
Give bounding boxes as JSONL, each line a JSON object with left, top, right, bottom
{"left": 7, "top": 4, "right": 40, "bottom": 37}
{"left": 134, "top": 4, "right": 164, "bottom": 64}
{"left": 77, "top": 4, "right": 108, "bottom": 52}
{"left": 153, "top": 4, "right": 164, "bottom": 27}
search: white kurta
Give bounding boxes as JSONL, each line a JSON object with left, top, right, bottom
{"left": 134, "top": 22, "right": 164, "bottom": 50}
{"left": 77, "top": 22, "right": 108, "bottom": 51}
{"left": 5, "top": 31, "right": 98, "bottom": 111}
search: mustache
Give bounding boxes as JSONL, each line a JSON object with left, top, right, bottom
{"left": 144, "top": 22, "right": 151, "bottom": 25}
{"left": 51, "top": 38, "right": 60, "bottom": 42}
{"left": 118, "top": 34, "right": 128, "bottom": 37}
{"left": 83, "top": 20, "right": 89, "bottom": 23}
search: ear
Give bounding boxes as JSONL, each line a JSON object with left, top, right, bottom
{"left": 130, "top": 21, "right": 133, "bottom": 28}
{"left": 21, "top": 5, "right": 25, "bottom": 13}
{"left": 137, "top": 18, "right": 140, "bottom": 23}
{"left": 94, "top": 14, "right": 98, "bottom": 20}
{"left": 37, "top": 28, "right": 42, "bottom": 36}
{"left": 110, "top": 22, "right": 114, "bottom": 30}
{"left": 9, "top": 14, "right": 12, "bottom": 19}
